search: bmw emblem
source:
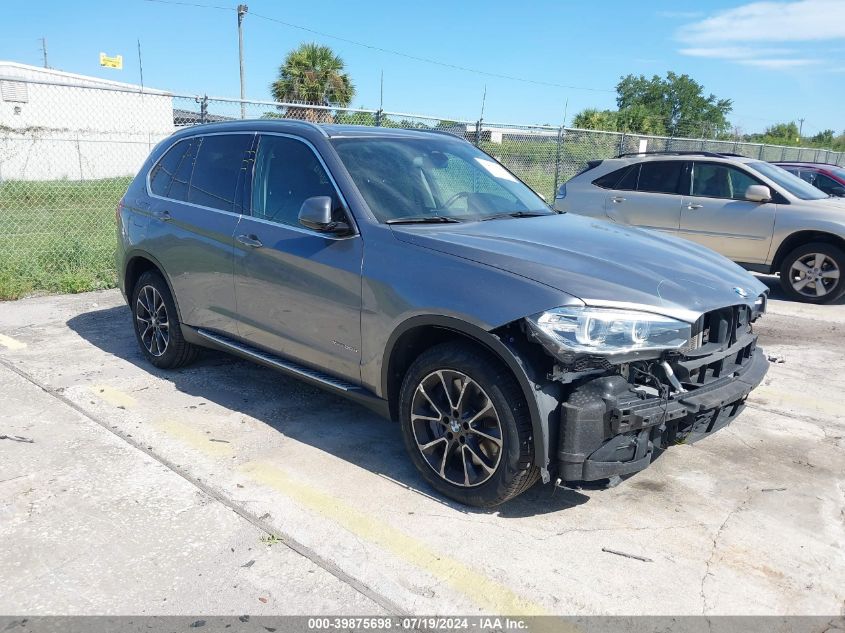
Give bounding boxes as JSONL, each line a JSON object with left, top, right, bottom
{"left": 733, "top": 286, "right": 750, "bottom": 298}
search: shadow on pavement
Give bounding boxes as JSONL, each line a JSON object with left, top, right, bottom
{"left": 67, "top": 305, "right": 590, "bottom": 517}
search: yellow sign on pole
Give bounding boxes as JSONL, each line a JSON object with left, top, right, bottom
{"left": 99, "top": 52, "right": 123, "bottom": 69}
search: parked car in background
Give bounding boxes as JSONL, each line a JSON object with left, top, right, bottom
{"left": 556, "top": 151, "right": 845, "bottom": 304}
{"left": 116, "top": 122, "right": 769, "bottom": 506}
{"left": 774, "top": 162, "right": 845, "bottom": 198}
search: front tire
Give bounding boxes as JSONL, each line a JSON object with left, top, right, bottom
{"left": 398, "top": 342, "right": 539, "bottom": 507}
{"left": 131, "top": 270, "right": 199, "bottom": 369}
{"left": 779, "top": 242, "right": 845, "bottom": 304}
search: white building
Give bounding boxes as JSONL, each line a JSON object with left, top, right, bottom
{"left": 464, "top": 124, "right": 559, "bottom": 144}
{"left": 0, "top": 61, "right": 174, "bottom": 181}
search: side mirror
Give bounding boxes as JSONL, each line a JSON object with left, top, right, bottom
{"left": 745, "top": 185, "right": 772, "bottom": 203}
{"left": 298, "top": 196, "right": 350, "bottom": 234}
{"left": 831, "top": 186, "right": 845, "bottom": 197}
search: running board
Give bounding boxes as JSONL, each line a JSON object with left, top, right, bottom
{"left": 191, "top": 328, "right": 390, "bottom": 418}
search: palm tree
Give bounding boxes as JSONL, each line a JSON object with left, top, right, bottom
{"left": 270, "top": 43, "right": 355, "bottom": 121}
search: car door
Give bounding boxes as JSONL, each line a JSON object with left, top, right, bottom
{"left": 679, "top": 161, "right": 775, "bottom": 264}
{"left": 233, "top": 133, "right": 363, "bottom": 383}
{"left": 145, "top": 132, "right": 253, "bottom": 336}
{"left": 603, "top": 160, "right": 684, "bottom": 234}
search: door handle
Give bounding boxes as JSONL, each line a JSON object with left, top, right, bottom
{"left": 611, "top": 196, "right": 626, "bottom": 203}
{"left": 686, "top": 204, "right": 703, "bottom": 210}
{"left": 236, "top": 233, "right": 263, "bottom": 248}
{"left": 153, "top": 210, "right": 173, "bottom": 222}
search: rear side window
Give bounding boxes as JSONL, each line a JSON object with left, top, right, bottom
{"left": 616, "top": 165, "right": 639, "bottom": 191}
{"left": 637, "top": 161, "right": 682, "bottom": 194}
{"left": 188, "top": 134, "right": 253, "bottom": 212}
{"left": 150, "top": 139, "right": 195, "bottom": 200}
{"left": 593, "top": 165, "right": 635, "bottom": 190}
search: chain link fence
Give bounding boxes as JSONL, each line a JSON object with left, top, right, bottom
{"left": 2, "top": 76, "right": 844, "bottom": 299}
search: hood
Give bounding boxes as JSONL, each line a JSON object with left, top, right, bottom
{"left": 391, "top": 214, "right": 768, "bottom": 323}
{"left": 793, "top": 196, "right": 845, "bottom": 214}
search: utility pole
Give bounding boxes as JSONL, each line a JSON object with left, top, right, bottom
{"left": 137, "top": 39, "right": 145, "bottom": 92}
{"left": 798, "top": 117, "right": 805, "bottom": 143}
{"left": 237, "top": 4, "right": 248, "bottom": 119}
{"left": 376, "top": 69, "right": 384, "bottom": 127}
{"left": 39, "top": 37, "right": 48, "bottom": 68}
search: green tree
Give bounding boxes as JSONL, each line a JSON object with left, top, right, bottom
{"left": 270, "top": 43, "right": 355, "bottom": 121}
{"left": 615, "top": 71, "right": 732, "bottom": 137}
{"left": 615, "top": 103, "right": 666, "bottom": 135}
{"left": 571, "top": 108, "right": 619, "bottom": 131}
{"left": 811, "top": 129, "right": 835, "bottom": 146}
{"left": 333, "top": 110, "right": 379, "bottom": 126}
{"left": 747, "top": 122, "right": 800, "bottom": 145}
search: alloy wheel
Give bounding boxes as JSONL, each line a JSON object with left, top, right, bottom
{"left": 410, "top": 369, "right": 503, "bottom": 487}
{"left": 135, "top": 285, "right": 170, "bottom": 357}
{"left": 788, "top": 252, "right": 841, "bottom": 299}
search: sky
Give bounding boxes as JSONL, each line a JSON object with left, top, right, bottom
{"left": 1, "top": 0, "right": 843, "bottom": 135}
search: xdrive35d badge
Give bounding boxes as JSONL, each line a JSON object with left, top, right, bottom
{"left": 116, "top": 120, "right": 769, "bottom": 506}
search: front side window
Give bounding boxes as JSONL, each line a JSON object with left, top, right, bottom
{"left": 331, "top": 136, "right": 550, "bottom": 222}
{"left": 188, "top": 134, "right": 253, "bottom": 212}
{"left": 691, "top": 162, "right": 761, "bottom": 200}
{"left": 810, "top": 173, "right": 840, "bottom": 195}
{"left": 251, "top": 135, "right": 339, "bottom": 227}
{"left": 636, "top": 161, "right": 682, "bottom": 195}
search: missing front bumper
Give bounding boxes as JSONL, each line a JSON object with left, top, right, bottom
{"left": 556, "top": 347, "right": 769, "bottom": 482}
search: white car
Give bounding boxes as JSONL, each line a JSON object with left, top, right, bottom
{"left": 555, "top": 151, "right": 845, "bottom": 303}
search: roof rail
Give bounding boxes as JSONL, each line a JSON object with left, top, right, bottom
{"left": 615, "top": 150, "right": 746, "bottom": 159}
{"left": 773, "top": 160, "right": 841, "bottom": 167}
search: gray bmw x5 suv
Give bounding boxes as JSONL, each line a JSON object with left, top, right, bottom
{"left": 117, "top": 120, "right": 769, "bottom": 506}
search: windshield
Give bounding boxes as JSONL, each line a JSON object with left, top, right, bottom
{"left": 331, "top": 135, "right": 551, "bottom": 223}
{"left": 748, "top": 161, "right": 828, "bottom": 200}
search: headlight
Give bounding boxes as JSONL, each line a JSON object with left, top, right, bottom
{"left": 525, "top": 307, "right": 691, "bottom": 363}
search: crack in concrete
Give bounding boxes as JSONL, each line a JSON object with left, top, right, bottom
{"left": 0, "top": 357, "right": 407, "bottom": 617}
{"left": 700, "top": 486, "right": 752, "bottom": 614}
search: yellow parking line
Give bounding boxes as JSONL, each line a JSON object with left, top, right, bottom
{"left": 92, "top": 384, "right": 137, "bottom": 409}
{"left": 155, "top": 418, "right": 234, "bottom": 457}
{"left": 0, "top": 334, "right": 26, "bottom": 350}
{"left": 240, "top": 460, "right": 552, "bottom": 617}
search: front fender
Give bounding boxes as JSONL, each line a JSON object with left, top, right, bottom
{"left": 380, "top": 314, "right": 557, "bottom": 482}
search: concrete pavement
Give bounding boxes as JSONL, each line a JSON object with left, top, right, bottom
{"left": 0, "top": 284, "right": 843, "bottom": 616}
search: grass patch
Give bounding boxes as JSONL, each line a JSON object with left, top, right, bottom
{"left": 0, "top": 177, "right": 130, "bottom": 300}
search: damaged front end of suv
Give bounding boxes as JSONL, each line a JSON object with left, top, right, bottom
{"left": 517, "top": 296, "right": 768, "bottom": 484}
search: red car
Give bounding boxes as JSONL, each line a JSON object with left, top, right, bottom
{"left": 774, "top": 162, "right": 845, "bottom": 197}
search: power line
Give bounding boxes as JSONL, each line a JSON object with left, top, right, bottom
{"left": 143, "top": 0, "right": 231, "bottom": 10}
{"left": 142, "top": 0, "right": 615, "bottom": 93}
{"left": 140, "top": 0, "right": 804, "bottom": 131}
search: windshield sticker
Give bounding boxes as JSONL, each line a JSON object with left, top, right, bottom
{"left": 474, "top": 157, "right": 518, "bottom": 182}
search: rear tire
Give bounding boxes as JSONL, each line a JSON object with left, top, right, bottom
{"left": 131, "top": 270, "right": 199, "bottom": 369}
{"left": 778, "top": 242, "right": 845, "bottom": 304}
{"left": 398, "top": 342, "right": 539, "bottom": 507}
